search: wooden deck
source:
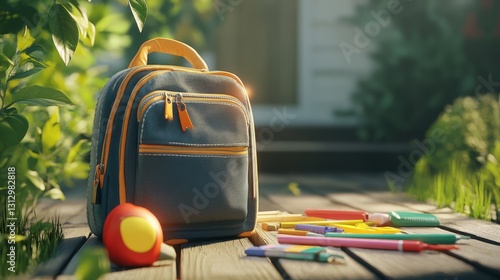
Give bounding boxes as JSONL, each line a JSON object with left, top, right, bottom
{"left": 28, "top": 173, "right": 500, "bottom": 280}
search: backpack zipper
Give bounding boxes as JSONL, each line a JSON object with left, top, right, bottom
{"left": 92, "top": 68, "right": 170, "bottom": 203}
{"left": 137, "top": 91, "right": 250, "bottom": 125}
{"left": 139, "top": 144, "right": 248, "bottom": 156}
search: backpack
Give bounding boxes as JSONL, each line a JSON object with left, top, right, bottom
{"left": 86, "top": 38, "right": 258, "bottom": 243}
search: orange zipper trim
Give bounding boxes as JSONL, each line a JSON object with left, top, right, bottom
{"left": 139, "top": 144, "right": 248, "bottom": 156}
{"left": 117, "top": 70, "right": 171, "bottom": 203}
{"left": 93, "top": 66, "right": 173, "bottom": 203}
{"left": 136, "top": 91, "right": 249, "bottom": 123}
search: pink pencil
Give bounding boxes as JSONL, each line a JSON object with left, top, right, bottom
{"left": 277, "top": 235, "right": 458, "bottom": 252}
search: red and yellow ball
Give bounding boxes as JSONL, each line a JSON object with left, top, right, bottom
{"left": 103, "top": 203, "right": 163, "bottom": 267}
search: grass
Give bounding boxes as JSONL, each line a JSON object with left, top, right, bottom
{"left": 407, "top": 160, "right": 499, "bottom": 222}
{"left": 0, "top": 193, "right": 63, "bottom": 277}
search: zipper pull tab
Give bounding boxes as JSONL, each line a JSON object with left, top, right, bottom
{"left": 164, "top": 93, "right": 173, "bottom": 121}
{"left": 91, "top": 164, "right": 104, "bottom": 204}
{"left": 176, "top": 93, "right": 193, "bottom": 132}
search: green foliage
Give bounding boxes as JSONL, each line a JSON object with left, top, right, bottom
{"left": 348, "top": 0, "right": 500, "bottom": 141}
{"left": 0, "top": 1, "right": 219, "bottom": 274}
{"left": 8, "top": 85, "right": 73, "bottom": 107}
{"left": 49, "top": 3, "right": 80, "bottom": 65}
{"left": 0, "top": 193, "right": 63, "bottom": 276}
{"left": 0, "top": 107, "right": 28, "bottom": 150}
{"left": 423, "top": 94, "right": 500, "bottom": 171}
{"left": 408, "top": 94, "right": 500, "bottom": 222}
{"left": 0, "top": 0, "right": 151, "bottom": 204}
{"left": 74, "top": 248, "right": 110, "bottom": 280}
{"left": 125, "top": 0, "right": 220, "bottom": 65}
{"left": 0, "top": 0, "right": 148, "bottom": 275}
{"left": 0, "top": 31, "right": 85, "bottom": 207}
{"left": 128, "top": 0, "right": 149, "bottom": 32}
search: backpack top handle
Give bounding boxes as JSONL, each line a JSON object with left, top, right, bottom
{"left": 128, "top": 38, "right": 209, "bottom": 71}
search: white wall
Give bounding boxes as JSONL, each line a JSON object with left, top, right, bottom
{"left": 252, "top": 0, "right": 373, "bottom": 127}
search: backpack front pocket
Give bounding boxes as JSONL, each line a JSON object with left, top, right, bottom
{"left": 134, "top": 91, "right": 250, "bottom": 227}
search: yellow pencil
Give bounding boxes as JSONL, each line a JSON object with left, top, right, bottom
{"left": 280, "top": 219, "right": 365, "bottom": 228}
{"left": 257, "top": 215, "right": 326, "bottom": 223}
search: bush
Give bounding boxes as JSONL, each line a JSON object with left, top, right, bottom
{"left": 408, "top": 94, "right": 500, "bottom": 221}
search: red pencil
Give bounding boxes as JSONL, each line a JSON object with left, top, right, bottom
{"left": 304, "top": 209, "right": 368, "bottom": 221}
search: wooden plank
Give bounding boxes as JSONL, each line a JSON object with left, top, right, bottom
{"left": 34, "top": 225, "right": 91, "bottom": 279}
{"left": 56, "top": 235, "right": 101, "bottom": 278}
{"left": 347, "top": 247, "right": 496, "bottom": 280}
{"left": 253, "top": 226, "right": 378, "bottom": 280}
{"left": 181, "top": 238, "right": 281, "bottom": 280}
{"left": 57, "top": 235, "right": 176, "bottom": 280}
{"left": 101, "top": 261, "right": 176, "bottom": 280}
{"left": 36, "top": 186, "right": 88, "bottom": 223}
{"left": 408, "top": 227, "right": 500, "bottom": 277}
{"left": 33, "top": 183, "right": 92, "bottom": 279}
{"left": 259, "top": 191, "right": 281, "bottom": 212}
{"left": 259, "top": 175, "right": 357, "bottom": 214}
{"left": 435, "top": 213, "right": 500, "bottom": 244}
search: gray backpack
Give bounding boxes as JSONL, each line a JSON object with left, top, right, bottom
{"left": 87, "top": 38, "right": 258, "bottom": 243}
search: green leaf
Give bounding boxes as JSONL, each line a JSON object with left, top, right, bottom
{"left": 0, "top": 109, "right": 28, "bottom": 151}
{"left": 10, "top": 85, "right": 73, "bottom": 106}
{"left": 128, "top": 0, "right": 148, "bottom": 32}
{"left": 17, "top": 27, "right": 35, "bottom": 52}
{"left": 42, "top": 107, "right": 61, "bottom": 153}
{"left": 64, "top": 0, "right": 90, "bottom": 39}
{"left": 86, "top": 22, "right": 96, "bottom": 46}
{"left": 25, "top": 44, "right": 49, "bottom": 62}
{"left": 26, "top": 170, "right": 45, "bottom": 191}
{"left": 63, "top": 139, "right": 90, "bottom": 185}
{"left": 10, "top": 59, "right": 47, "bottom": 80}
{"left": 49, "top": 4, "right": 79, "bottom": 65}
{"left": 44, "top": 188, "right": 66, "bottom": 201}
{"left": 0, "top": 53, "right": 14, "bottom": 70}
{"left": 0, "top": 4, "right": 37, "bottom": 34}
{"left": 66, "top": 139, "right": 90, "bottom": 163}
{"left": 64, "top": 161, "right": 90, "bottom": 186}
{"left": 75, "top": 248, "right": 110, "bottom": 280}
{"left": 0, "top": 234, "right": 27, "bottom": 242}
{"left": 30, "top": 221, "right": 54, "bottom": 234}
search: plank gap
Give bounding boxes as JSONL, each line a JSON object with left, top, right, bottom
{"left": 269, "top": 258, "right": 292, "bottom": 280}
{"left": 443, "top": 250, "right": 500, "bottom": 279}
{"left": 340, "top": 248, "right": 387, "bottom": 280}
{"left": 438, "top": 225, "right": 500, "bottom": 246}
{"left": 174, "top": 244, "right": 182, "bottom": 280}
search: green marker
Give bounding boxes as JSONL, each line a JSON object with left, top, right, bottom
{"left": 324, "top": 233, "right": 470, "bottom": 244}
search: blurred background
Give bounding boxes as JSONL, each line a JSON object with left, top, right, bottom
{"left": 99, "top": 0, "right": 500, "bottom": 174}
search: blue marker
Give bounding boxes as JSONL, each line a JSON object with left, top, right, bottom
{"left": 295, "top": 224, "right": 344, "bottom": 234}
{"left": 245, "top": 244, "right": 345, "bottom": 263}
